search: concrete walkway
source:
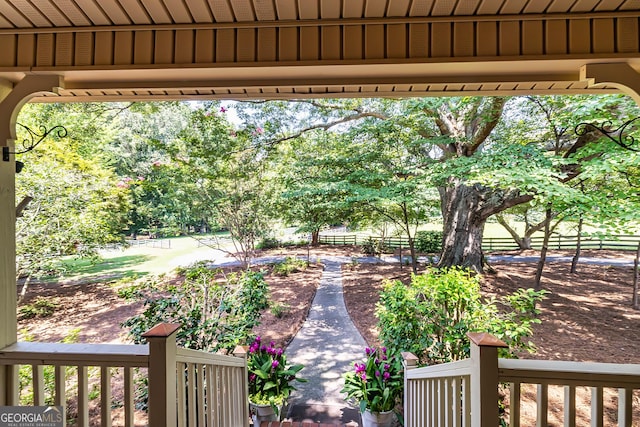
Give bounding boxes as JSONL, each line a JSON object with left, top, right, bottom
{"left": 284, "top": 261, "right": 366, "bottom": 425}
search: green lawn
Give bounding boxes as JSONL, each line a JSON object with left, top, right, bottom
{"left": 57, "top": 234, "right": 230, "bottom": 282}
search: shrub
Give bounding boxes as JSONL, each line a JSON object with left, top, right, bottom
{"left": 360, "top": 237, "right": 392, "bottom": 257}
{"left": 18, "top": 297, "right": 59, "bottom": 320}
{"left": 122, "top": 263, "right": 269, "bottom": 353}
{"left": 270, "top": 302, "right": 290, "bottom": 318}
{"left": 376, "top": 267, "right": 545, "bottom": 365}
{"left": 414, "top": 230, "right": 443, "bottom": 253}
{"left": 257, "top": 236, "right": 281, "bottom": 250}
{"left": 271, "top": 257, "right": 307, "bottom": 276}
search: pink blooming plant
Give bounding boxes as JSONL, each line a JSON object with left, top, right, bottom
{"left": 247, "top": 336, "right": 306, "bottom": 414}
{"left": 341, "top": 347, "right": 403, "bottom": 414}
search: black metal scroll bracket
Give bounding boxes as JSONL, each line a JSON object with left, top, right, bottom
{"left": 575, "top": 117, "right": 640, "bottom": 152}
{"left": 2, "top": 123, "right": 68, "bottom": 162}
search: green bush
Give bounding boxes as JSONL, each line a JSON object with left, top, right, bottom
{"left": 257, "top": 236, "right": 281, "bottom": 250}
{"left": 360, "top": 237, "right": 392, "bottom": 257}
{"left": 271, "top": 257, "right": 307, "bottom": 276}
{"left": 414, "top": 230, "right": 443, "bottom": 254}
{"left": 122, "top": 263, "right": 269, "bottom": 353}
{"left": 270, "top": 302, "right": 290, "bottom": 318}
{"left": 18, "top": 297, "right": 59, "bottom": 320}
{"left": 376, "top": 267, "right": 545, "bottom": 365}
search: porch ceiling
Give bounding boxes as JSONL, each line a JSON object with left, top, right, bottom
{"left": 0, "top": 0, "right": 639, "bottom": 100}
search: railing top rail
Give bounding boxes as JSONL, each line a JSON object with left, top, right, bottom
{"left": 0, "top": 341, "right": 149, "bottom": 367}
{"left": 406, "top": 358, "right": 473, "bottom": 380}
{"left": 499, "top": 358, "right": 640, "bottom": 387}
{"left": 175, "top": 347, "right": 245, "bottom": 367}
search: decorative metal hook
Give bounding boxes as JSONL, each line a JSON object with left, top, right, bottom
{"left": 2, "top": 123, "right": 68, "bottom": 162}
{"left": 574, "top": 117, "right": 640, "bottom": 152}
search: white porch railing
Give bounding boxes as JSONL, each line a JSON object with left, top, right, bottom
{"left": 0, "top": 323, "right": 249, "bottom": 427}
{"left": 403, "top": 333, "right": 640, "bottom": 427}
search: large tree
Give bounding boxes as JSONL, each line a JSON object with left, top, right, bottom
{"left": 238, "top": 95, "right": 640, "bottom": 272}
{"left": 15, "top": 104, "right": 130, "bottom": 292}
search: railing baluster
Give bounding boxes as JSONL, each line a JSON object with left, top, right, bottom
{"left": 78, "top": 365, "right": 89, "bottom": 427}
{"left": 54, "top": 365, "right": 65, "bottom": 407}
{"left": 32, "top": 364, "right": 44, "bottom": 405}
{"left": 536, "top": 384, "right": 548, "bottom": 427}
{"left": 510, "top": 382, "right": 520, "bottom": 427}
{"left": 452, "top": 376, "right": 460, "bottom": 427}
{"left": 187, "top": 363, "right": 196, "bottom": 426}
{"left": 462, "top": 375, "right": 470, "bottom": 427}
{"left": 197, "top": 364, "right": 205, "bottom": 427}
{"left": 209, "top": 365, "right": 218, "bottom": 427}
{"left": 590, "top": 387, "right": 603, "bottom": 427}
{"left": 617, "top": 388, "right": 632, "bottom": 427}
{"left": 563, "top": 385, "right": 576, "bottom": 427}
{"left": 177, "top": 362, "right": 186, "bottom": 427}
{"left": 101, "top": 366, "right": 112, "bottom": 427}
{"left": 124, "top": 367, "right": 134, "bottom": 427}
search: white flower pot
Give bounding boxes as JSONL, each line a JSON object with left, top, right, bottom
{"left": 361, "top": 409, "right": 395, "bottom": 427}
{"left": 249, "top": 401, "right": 285, "bottom": 425}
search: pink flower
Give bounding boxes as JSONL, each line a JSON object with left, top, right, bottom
{"left": 256, "top": 127, "right": 264, "bottom": 134}
{"left": 220, "top": 106, "right": 228, "bottom": 113}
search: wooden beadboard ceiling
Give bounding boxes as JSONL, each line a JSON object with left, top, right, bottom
{"left": 0, "top": 0, "right": 638, "bottom": 27}
{"left": 0, "top": 0, "right": 639, "bottom": 101}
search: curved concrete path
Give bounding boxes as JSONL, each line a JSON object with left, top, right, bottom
{"left": 284, "top": 260, "right": 367, "bottom": 425}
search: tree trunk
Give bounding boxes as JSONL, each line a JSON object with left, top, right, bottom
{"left": 311, "top": 229, "right": 320, "bottom": 246}
{"left": 534, "top": 207, "right": 553, "bottom": 290}
{"left": 570, "top": 216, "right": 583, "bottom": 274}
{"left": 437, "top": 182, "right": 487, "bottom": 273}
{"left": 496, "top": 213, "right": 532, "bottom": 250}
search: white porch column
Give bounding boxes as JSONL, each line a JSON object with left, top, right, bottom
{"left": 0, "top": 75, "right": 62, "bottom": 405}
{"left": 581, "top": 63, "right": 640, "bottom": 105}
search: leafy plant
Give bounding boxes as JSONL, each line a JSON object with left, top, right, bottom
{"left": 270, "top": 302, "right": 290, "bottom": 318}
{"left": 122, "top": 263, "right": 269, "bottom": 353}
{"left": 257, "top": 236, "right": 281, "bottom": 250}
{"left": 414, "top": 230, "right": 443, "bottom": 253}
{"left": 341, "top": 347, "right": 403, "bottom": 414}
{"left": 247, "top": 336, "right": 306, "bottom": 415}
{"left": 271, "top": 257, "right": 307, "bottom": 276}
{"left": 376, "top": 267, "right": 546, "bottom": 365}
{"left": 360, "top": 237, "right": 390, "bottom": 257}
{"left": 18, "top": 297, "right": 59, "bottom": 320}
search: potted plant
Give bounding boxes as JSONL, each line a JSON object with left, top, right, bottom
{"left": 341, "top": 347, "right": 403, "bottom": 427}
{"left": 247, "top": 336, "right": 306, "bottom": 424}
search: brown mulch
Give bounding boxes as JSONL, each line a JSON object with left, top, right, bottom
{"left": 15, "top": 246, "right": 640, "bottom": 426}
{"left": 342, "top": 251, "right": 640, "bottom": 364}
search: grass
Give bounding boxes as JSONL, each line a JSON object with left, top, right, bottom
{"left": 56, "top": 234, "right": 232, "bottom": 283}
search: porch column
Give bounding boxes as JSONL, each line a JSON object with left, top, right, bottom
{"left": 0, "top": 75, "right": 62, "bottom": 405}
{"left": 581, "top": 63, "right": 640, "bottom": 105}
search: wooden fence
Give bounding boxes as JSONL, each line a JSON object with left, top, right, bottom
{"left": 403, "top": 333, "right": 640, "bottom": 427}
{"left": 318, "top": 233, "right": 640, "bottom": 252}
{"left": 0, "top": 323, "right": 248, "bottom": 427}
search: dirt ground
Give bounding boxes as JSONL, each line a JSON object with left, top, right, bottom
{"left": 342, "top": 249, "right": 640, "bottom": 364}
{"left": 16, "top": 246, "right": 640, "bottom": 426}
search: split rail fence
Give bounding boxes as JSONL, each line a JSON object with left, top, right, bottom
{"left": 318, "top": 233, "right": 640, "bottom": 252}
